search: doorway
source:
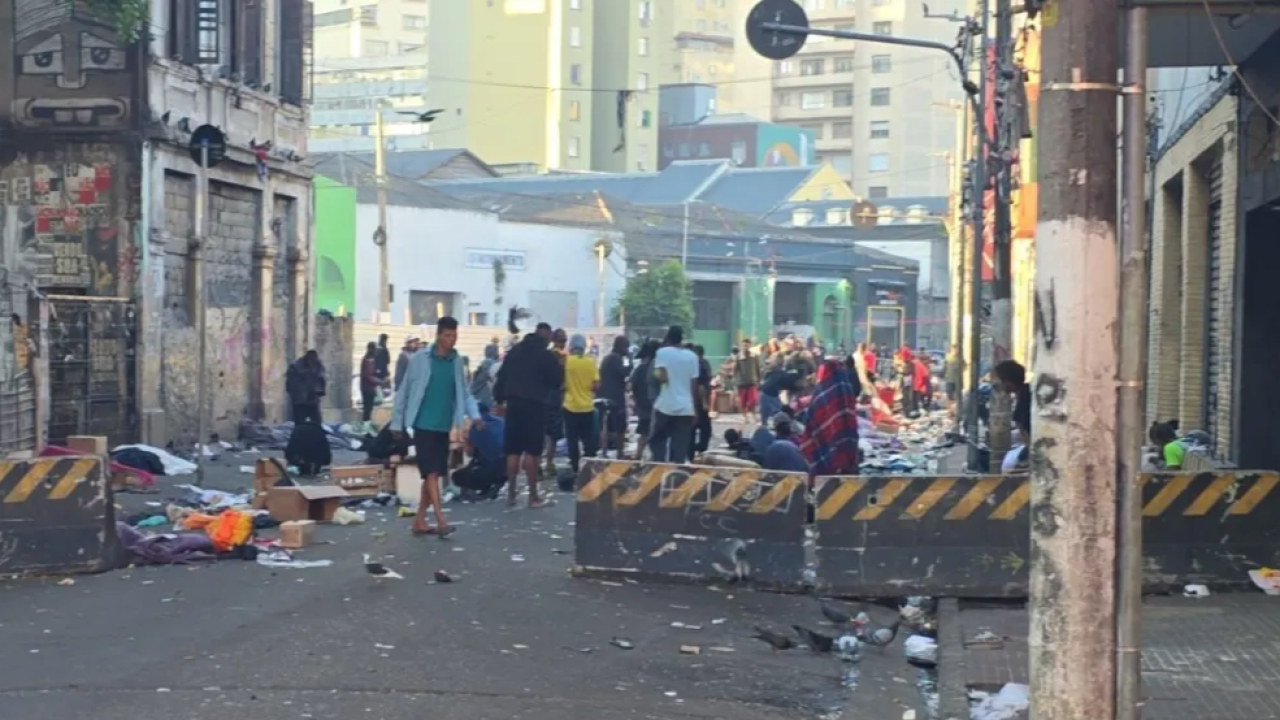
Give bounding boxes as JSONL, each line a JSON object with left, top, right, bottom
{"left": 1236, "top": 204, "right": 1280, "bottom": 469}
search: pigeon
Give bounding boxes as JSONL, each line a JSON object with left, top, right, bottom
{"left": 398, "top": 109, "right": 445, "bottom": 123}
{"left": 834, "top": 634, "right": 862, "bottom": 663}
{"left": 820, "top": 599, "right": 854, "bottom": 626}
{"left": 857, "top": 618, "right": 902, "bottom": 648}
{"left": 792, "top": 624, "right": 837, "bottom": 653}
{"left": 752, "top": 626, "right": 795, "bottom": 652}
{"left": 363, "top": 554, "right": 404, "bottom": 580}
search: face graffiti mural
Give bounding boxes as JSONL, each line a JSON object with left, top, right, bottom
{"left": 2, "top": 0, "right": 133, "bottom": 129}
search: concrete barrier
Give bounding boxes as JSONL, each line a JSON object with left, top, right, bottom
{"left": 0, "top": 455, "right": 119, "bottom": 576}
{"left": 812, "top": 470, "right": 1280, "bottom": 598}
{"left": 573, "top": 459, "right": 808, "bottom": 589}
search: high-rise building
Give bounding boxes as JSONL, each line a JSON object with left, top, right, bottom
{"left": 310, "top": 0, "right": 432, "bottom": 152}
{"left": 427, "top": 0, "right": 674, "bottom": 172}
{"left": 671, "top": 0, "right": 740, "bottom": 112}
{"left": 732, "top": 0, "right": 963, "bottom": 197}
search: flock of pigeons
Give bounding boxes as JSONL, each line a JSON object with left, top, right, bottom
{"left": 753, "top": 598, "right": 902, "bottom": 664}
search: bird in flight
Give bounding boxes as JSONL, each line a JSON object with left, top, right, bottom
{"left": 398, "top": 109, "right": 446, "bottom": 123}
{"left": 363, "top": 553, "right": 404, "bottom": 580}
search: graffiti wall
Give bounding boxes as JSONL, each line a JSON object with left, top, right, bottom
{"left": 0, "top": 143, "right": 136, "bottom": 297}
{"left": 0, "top": 0, "right": 137, "bottom": 132}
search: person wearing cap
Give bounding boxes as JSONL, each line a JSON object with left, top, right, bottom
{"left": 562, "top": 334, "right": 600, "bottom": 474}
{"left": 762, "top": 411, "right": 810, "bottom": 473}
{"left": 394, "top": 335, "right": 422, "bottom": 393}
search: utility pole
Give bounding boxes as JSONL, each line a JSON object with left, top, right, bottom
{"left": 1029, "top": 1, "right": 1120, "bottom": 719}
{"left": 1116, "top": 6, "right": 1149, "bottom": 719}
{"left": 193, "top": 141, "right": 209, "bottom": 487}
{"left": 987, "top": 0, "right": 1015, "bottom": 471}
{"left": 374, "top": 109, "right": 391, "bottom": 318}
{"left": 947, "top": 98, "right": 971, "bottom": 435}
{"left": 681, "top": 202, "right": 690, "bottom": 266}
{"left": 964, "top": 3, "right": 990, "bottom": 472}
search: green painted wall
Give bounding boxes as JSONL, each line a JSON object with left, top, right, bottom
{"left": 313, "top": 176, "right": 357, "bottom": 314}
{"left": 691, "top": 330, "right": 732, "bottom": 362}
{"left": 810, "top": 281, "right": 852, "bottom": 349}
{"left": 736, "top": 278, "right": 774, "bottom": 344}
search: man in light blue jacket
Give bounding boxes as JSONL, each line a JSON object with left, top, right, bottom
{"left": 391, "top": 316, "right": 479, "bottom": 538}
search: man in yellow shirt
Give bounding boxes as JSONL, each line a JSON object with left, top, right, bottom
{"left": 563, "top": 334, "right": 600, "bottom": 473}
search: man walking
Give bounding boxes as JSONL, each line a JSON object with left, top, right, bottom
{"left": 735, "top": 338, "right": 761, "bottom": 424}
{"left": 375, "top": 333, "right": 392, "bottom": 388}
{"left": 647, "top": 326, "right": 699, "bottom": 463}
{"left": 391, "top": 317, "right": 479, "bottom": 538}
{"left": 494, "top": 322, "right": 562, "bottom": 508}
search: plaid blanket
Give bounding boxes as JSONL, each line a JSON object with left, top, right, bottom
{"left": 799, "top": 360, "right": 861, "bottom": 476}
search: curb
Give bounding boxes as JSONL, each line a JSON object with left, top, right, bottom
{"left": 937, "top": 598, "right": 969, "bottom": 720}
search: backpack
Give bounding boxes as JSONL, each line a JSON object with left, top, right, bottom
{"left": 285, "top": 421, "right": 332, "bottom": 477}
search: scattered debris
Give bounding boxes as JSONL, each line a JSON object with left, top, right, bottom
{"left": 56, "top": 578, "right": 75, "bottom": 586}
{"left": 670, "top": 621, "right": 703, "bottom": 631}
{"left": 434, "top": 570, "right": 456, "bottom": 583}
{"left": 1184, "top": 583, "right": 1211, "bottom": 598}
{"left": 610, "top": 637, "right": 635, "bottom": 650}
{"left": 969, "top": 682, "right": 1029, "bottom": 720}
{"left": 679, "top": 645, "right": 701, "bottom": 655}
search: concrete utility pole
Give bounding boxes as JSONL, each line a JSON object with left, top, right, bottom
{"left": 193, "top": 141, "right": 209, "bottom": 487}
{"left": 964, "top": 2, "right": 990, "bottom": 472}
{"left": 987, "top": 0, "right": 1016, "bottom": 471}
{"left": 1116, "top": 6, "right": 1149, "bottom": 719}
{"left": 1029, "top": 0, "right": 1120, "bottom": 717}
{"left": 374, "top": 110, "right": 391, "bottom": 318}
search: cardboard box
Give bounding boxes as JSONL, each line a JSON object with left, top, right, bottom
{"left": 66, "top": 435, "right": 108, "bottom": 456}
{"left": 329, "top": 465, "right": 389, "bottom": 497}
{"left": 253, "top": 458, "right": 289, "bottom": 509}
{"left": 266, "top": 485, "right": 350, "bottom": 522}
{"left": 279, "top": 519, "right": 316, "bottom": 549}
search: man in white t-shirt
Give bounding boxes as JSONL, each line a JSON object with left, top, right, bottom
{"left": 649, "top": 325, "right": 700, "bottom": 463}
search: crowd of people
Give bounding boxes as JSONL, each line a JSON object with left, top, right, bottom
{"left": 284, "top": 316, "right": 1037, "bottom": 538}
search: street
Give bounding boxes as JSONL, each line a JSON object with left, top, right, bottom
{"left": 0, "top": 459, "right": 928, "bottom": 720}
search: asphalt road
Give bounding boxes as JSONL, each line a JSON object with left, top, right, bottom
{"left": 0, "top": 457, "right": 929, "bottom": 720}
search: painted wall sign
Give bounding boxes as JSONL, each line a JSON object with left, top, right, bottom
{"left": 465, "top": 248, "right": 526, "bottom": 271}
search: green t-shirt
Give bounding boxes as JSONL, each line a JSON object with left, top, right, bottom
{"left": 1162, "top": 441, "right": 1185, "bottom": 469}
{"left": 414, "top": 350, "right": 457, "bottom": 432}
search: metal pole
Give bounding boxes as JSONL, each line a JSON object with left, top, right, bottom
{"left": 375, "top": 110, "right": 390, "bottom": 317}
{"left": 597, "top": 243, "right": 606, "bottom": 327}
{"left": 194, "top": 141, "right": 209, "bottom": 486}
{"left": 988, "top": 0, "right": 1015, "bottom": 471}
{"left": 951, "top": 98, "right": 972, "bottom": 435}
{"left": 964, "top": 1, "right": 990, "bottom": 472}
{"left": 681, "top": 202, "right": 690, "bottom": 266}
{"left": 1116, "top": 7, "right": 1149, "bottom": 719}
{"left": 1029, "top": 0, "right": 1120, "bottom": 716}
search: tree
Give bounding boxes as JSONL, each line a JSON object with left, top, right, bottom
{"left": 492, "top": 259, "right": 506, "bottom": 328}
{"left": 612, "top": 260, "right": 694, "bottom": 331}
{"left": 86, "top": 0, "right": 149, "bottom": 44}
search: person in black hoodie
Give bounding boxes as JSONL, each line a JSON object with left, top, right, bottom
{"left": 285, "top": 350, "right": 326, "bottom": 423}
{"left": 494, "top": 322, "right": 563, "bottom": 508}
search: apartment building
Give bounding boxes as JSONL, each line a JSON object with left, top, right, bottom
{"left": 671, "top": 0, "right": 740, "bottom": 112}
{"left": 732, "top": 0, "right": 962, "bottom": 198}
{"left": 428, "top": 0, "right": 674, "bottom": 172}
{"left": 310, "top": 0, "right": 432, "bottom": 152}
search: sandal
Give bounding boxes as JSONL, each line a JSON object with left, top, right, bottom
{"left": 412, "top": 526, "right": 437, "bottom": 536}
{"left": 528, "top": 498, "right": 555, "bottom": 509}
{"left": 437, "top": 526, "right": 457, "bottom": 540}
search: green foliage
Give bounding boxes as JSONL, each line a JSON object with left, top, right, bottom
{"left": 85, "top": 0, "right": 149, "bottom": 45}
{"left": 612, "top": 260, "right": 694, "bottom": 329}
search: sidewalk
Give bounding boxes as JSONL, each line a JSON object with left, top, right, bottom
{"left": 940, "top": 594, "right": 1280, "bottom": 719}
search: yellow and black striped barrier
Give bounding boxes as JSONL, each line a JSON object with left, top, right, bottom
{"left": 0, "top": 455, "right": 118, "bottom": 576}
{"left": 573, "top": 459, "right": 808, "bottom": 588}
{"left": 812, "top": 471, "right": 1280, "bottom": 597}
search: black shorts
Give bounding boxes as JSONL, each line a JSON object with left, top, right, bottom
{"left": 504, "top": 398, "right": 547, "bottom": 456}
{"left": 544, "top": 404, "right": 564, "bottom": 441}
{"left": 603, "top": 401, "right": 627, "bottom": 434}
{"left": 413, "top": 429, "right": 451, "bottom": 478}
{"left": 636, "top": 408, "right": 653, "bottom": 436}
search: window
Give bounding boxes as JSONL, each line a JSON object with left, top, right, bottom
{"left": 568, "top": 136, "right": 581, "bottom": 158}
{"left": 570, "top": 63, "right": 582, "bottom": 84}
{"left": 870, "top": 87, "right": 891, "bottom": 106}
{"left": 697, "top": 142, "right": 711, "bottom": 157}
{"left": 662, "top": 143, "right": 674, "bottom": 158}
{"left": 775, "top": 60, "right": 794, "bottom": 76}
{"left": 196, "top": 0, "right": 220, "bottom": 63}
{"left": 872, "top": 54, "right": 891, "bottom": 73}
{"left": 639, "top": 109, "right": 652, "bottom": 127}
{"left": 873, "top": 21, "right": 893, "bottom": 36}
{"left": 570, "top": 0, "right": 581, "bottom": 9}
{"left": 870, "top": 120, "right": 890, "bottom": 138}
{"left": 777, "top": 91, "right": 792, "bottom": 106}
{"left": 800, "top": 59, "right": 824, "bottom": 76}
{"left": 833, "top": 89, "right": 853, "bottom": 107}
{"left": 869, "top": 153, "right": 890, "bottom": 172}
{"left": 872, "top": 0, "right": 890, "bottom": 5}
{"left": 868, "top": 186, "right": 889, "bottom": 199}
{"left": 399, "top": 42, "right": 424, "bottom": 53}
{"left": 716, "top": 0, "right": 727, "bottom": 6}
{"left": 832, "top": 121, "right": 852, "bottom": 139}
{"left": 363, "top": 39, "right": 389, "bottom": 56}
{"left": 569, "top": 26, "right": 581, "bottom": 46}
{"left": 638, "top": 37, "right": 649, "bottom": 56}
{"left": 801, "top": 123, "right": 824, "bottom": 139}
{"left": 639, "top": 0, "right": 652, "bottom": 25}
{"left": 828, "top": 154, "right": 852, "bottom": 177}
{"left": 637, "top": 72, "right": 649, "bottom": 90}
{"left": 834, "top": 57, "right": 854, "bottom": 73}
{"left": 731, "top": 140, "right": 747, "bottom": 164}
{"left": 803, "top": 0, "right": 824, "bottom": 9}
{"left": 800, "top": 91, "right": 826, "bottom": 109}
{"left": 358, "top": 5, "right": 377, "bottom": 22}
{"left": 569, "top": 100, "right": 581, "bottom": 120}
{"left": 678, "top": 143, "right": 691, "bottom": 158}
{"left": 402, "top": 14, "right": 426, "bottom": 29}
{"left": 279, "top": 0, "right": 310, "bottom": 105}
